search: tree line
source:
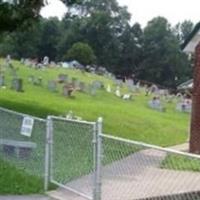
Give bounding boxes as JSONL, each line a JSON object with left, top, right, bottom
{"left": 0, "top": 0, "right": 194, "bottom": 88}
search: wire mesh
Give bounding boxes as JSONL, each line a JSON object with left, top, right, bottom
{"left": 50, "top": 117, "right": 95, "bottom": 199}
{"left": 0, "top": 107, "right": 46, "bottom": 188}
{"left": 101, "top": 134, "right": 200, "bottom": 200}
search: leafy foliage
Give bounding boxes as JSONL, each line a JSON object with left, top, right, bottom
{"left": 66, "top": 42, "right": 96, "bottom": 65}
{"left": 0, "top": 0, "right": 193, "bottom": 88}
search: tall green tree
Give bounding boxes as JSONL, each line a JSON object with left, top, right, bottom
{"left": 174, "top": 20, "right": 194, "bottom": 43}
{"left": 66, "top": 42, "right": 96, "bottom": 65}
{"left": 38, "top": 17, "right": 61, "bottom": 60}
{"left": 140, "top": 17, "right": 191, "bottom": 87}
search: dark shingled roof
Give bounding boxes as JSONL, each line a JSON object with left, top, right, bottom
{"left": 181, "top": 22, "right": 200, "bottom": 50}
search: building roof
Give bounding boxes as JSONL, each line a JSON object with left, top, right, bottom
{"left": 177, "top": 79, "right": 193, "bottom": 90}
{"left": 182, "top": 22, "right": 200, "bottom": 53}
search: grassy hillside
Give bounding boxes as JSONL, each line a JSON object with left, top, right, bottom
{"left": 0, "top": 60, "right": 190, "bottom": 147}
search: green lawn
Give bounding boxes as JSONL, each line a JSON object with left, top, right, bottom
{"left": 0, "top": 159, "right": 56, "bottom": 194}
{"left": 0, "top": 60, "right": 190, "bottom": 147}
{"left": 161, "top": 154, "right": 200, "bottom": 172}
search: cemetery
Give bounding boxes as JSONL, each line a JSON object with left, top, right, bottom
{"left": 2, "top": 1, "right": 200, "bottom": 199}
{"left": 0, "top": 58, "right": 194, "bottom": 199}
{"left": 0, "top": 59, "right": 190, "bottom": 147}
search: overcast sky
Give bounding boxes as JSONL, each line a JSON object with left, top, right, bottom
{"left": 40, "top": 0, "right": 200, "bottom": 27}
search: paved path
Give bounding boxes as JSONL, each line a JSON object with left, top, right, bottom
{"left": 169, "top": 142, "right": 189, "bottom": 152}
{"left": 48, "top": 148, "right": 200, "bottom": 200}
{"left": 0, "top": 195, "right": 52, "bottom": 200}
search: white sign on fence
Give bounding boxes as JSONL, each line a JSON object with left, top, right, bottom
{"left": 21, "top": 116, "right": 34, "bottom": 137}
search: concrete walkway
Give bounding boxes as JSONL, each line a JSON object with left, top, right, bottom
{"left": 169, "top": 142, "right": 189, "bottom": 152}
{"left": 48, "top": 148, "right": 200, "bottom": 200}
{"left": 0, "top": 195, "right": 52, "bottom": 200}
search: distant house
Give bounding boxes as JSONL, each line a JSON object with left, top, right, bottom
{"left": 182, "top": 22, "right": 200, "bottom": 54}
{"left": 177, "top": 79, "right": 193, "bottom": 90}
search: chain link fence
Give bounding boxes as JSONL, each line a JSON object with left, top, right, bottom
{"left": 0, "top": 107, "right": 47, "bottom": 191}
{"left": 101, "top": 134, "right": 200, "bottom": 200}
{"left": 1, "top": 107, "right": 200, "bottom": 200}
{"left": 49, "top": 116, "right": 97, "bottom": 200}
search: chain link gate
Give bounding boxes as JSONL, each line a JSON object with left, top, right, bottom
{"left": 47, "top": 116, "right": 103, "bottom": 200}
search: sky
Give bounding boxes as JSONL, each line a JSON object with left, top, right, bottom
{"left": 40, "top": 0, "right": 200, "bottom": 27}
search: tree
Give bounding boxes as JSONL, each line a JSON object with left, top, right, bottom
{"left": 117, "top": 23, "right": 144, "bottom": 76}
{"left": 66, "top": 42, "right": 96, "bottom": 65}
{"left": 0, "top": 0, "right": 76, "bottom": 32}
{"left": 0, "top": 0, "right": 44, "bottom": 32}
{"left": 63, "top": 0, "right": 131, "bottom": 72}
{"left": 140, "top": 17, "right": 191, "bottom": 87}
{"left": 38, "top": 17, "right": 61, "bottom": 61}
{"left": 174, "top": 20, "right": 194, "bottom": 43}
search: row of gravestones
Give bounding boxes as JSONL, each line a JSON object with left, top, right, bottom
{"left": 0, "top": 74, "right": 24, "bottom": 92}
{"left": 28, "top": 73, "right": 105, "bottom": 97}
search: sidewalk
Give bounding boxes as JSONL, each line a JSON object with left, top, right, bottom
{"left": 0, "top": 195, "right": 53, "bottom": 200}
{"left": 169, "top": 142, "right": 189, "bottom": 152}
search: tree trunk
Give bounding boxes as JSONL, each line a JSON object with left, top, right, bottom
{"left": 190, "top": 42, "right": 200, "bottom": 154}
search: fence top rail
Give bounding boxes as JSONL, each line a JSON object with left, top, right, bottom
{"left": 48, "top": 115, "right": 96, "bottom": 125}
{"left": 101, "top": 133, "right": 200, "bottom": 160}
{"left": 0, "top": 107, "right": 46, "bottom": 122}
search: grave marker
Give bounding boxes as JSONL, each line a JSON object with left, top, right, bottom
{"left": 11, "top": 78, "right": 23, "bottom": 92}
{"left": 79, "top": 81, "right": 86, "bottom": 92}
{"left": 0, "top": 75, "right": 5, "bottom": 87}
{"left": 48, "top": 80, "right": 57, "bottom": 92}
{"left": 63, "top": 83, "right": 74, "bottom": 97}
{"left": 58, "top": 74, "right": 68, "bottom": 83}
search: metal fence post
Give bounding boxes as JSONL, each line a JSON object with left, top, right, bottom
{"left": 44, "top": 116, "right": 52, "bottom": 191}
{"left": 93, "top": 122, "right": 98, "bottom": 200}
{"left": 94, "top": 117, "right": 103, "bottom": 200}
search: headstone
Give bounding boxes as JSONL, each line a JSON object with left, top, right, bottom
{"left": 71, "top": 77, "right": 78, "bottom": 88}
{"left": 115, "top": 79, "right": 123, "bottom": 87}
{"left": 115, "top": 86, "right": 121, "bottom": 97}
{"left": 126, "top": 79, "right": 134, "bottom": 92}
{"left": 63, "top": 83, "right": 74, "bottom": 97}
{"left": 92, "top": 80, "right": 104, "bottom": 89}
{"left": 176, "top": 99, "right": 192, "bottom": 113}
{"left": 122, "top": 94, "right": 133, "bottom": 100}
{"left": 33, "top": 77, "right": 42, "bottom": 86}
{"left": 148, "top": 97, "right": 165, "bottom": 112}
{"left": 88, "top": 84, "right": 97, "bottom": 96}
{"left": 58, "top": 74, "right": 68, "bottom": 83}
{"left": 106, "top": 84, "right": 111, "bottom": 93}
{"left": 5, "top": 54, "right": 11, "bottom": 66}
{"left": 150, "top": 84, "right": 159, "bottom": 94}
{"left": 48, "top": 80, "right": 57, "bottom": 92}
{"left": 0, "top": 75, "right": 5, "bottom": 87}
{"left": 79, "top": 81, "right": 86, "bottom": 92}
{"left": 43, "top": 56, "right": 49, "bottom": 66}
{"left": 11, "top": 78, "right": 23, "bottom": 92}
{"left": 9, "top": 66, "right": 18, "bottom": 78}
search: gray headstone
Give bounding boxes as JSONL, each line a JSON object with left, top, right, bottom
{"left": 92, "top": 80, "right": 104, "bottom": 89}
{"left": 71, "top": 77, "right": 78, "bottom": 88}
{"left": 58, "top": 74, "right": 68, "bottom": 83}
{"left": 88, "top": 84, "right": 97, "bottom": 96}
{"left": 48, "top": 80, "right": 57, "bottom": 92}
{"left": 11, "top": 78, "right": 23, "bottom": 92}
{"left": 63, "top": 84, "right": 74, "bottom": 97}
{"left": 79, "top": 81, "right": 86, "bottom": 92}
{"left": 0, "top": 75, "right": 5, "bottom": 87}
{"left": 33, "top": 77, "right": 42, "bottom": 86}
{"left": 126, "top": 79, "right": 134, "bottom": 92}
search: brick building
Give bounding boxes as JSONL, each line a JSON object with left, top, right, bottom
{"left": 182, "top": 22, "right": 200, "bottom": 154}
